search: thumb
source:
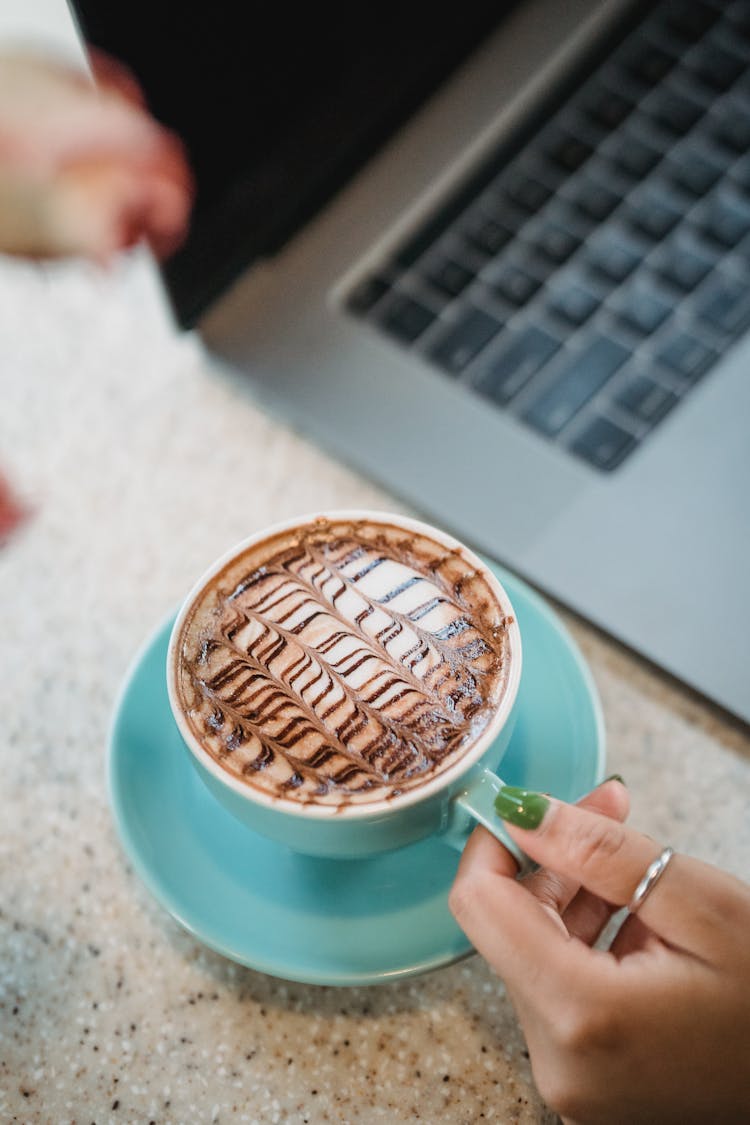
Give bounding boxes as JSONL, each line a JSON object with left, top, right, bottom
{"left": 449, "top": 826, "right": 593, "bottom": 997}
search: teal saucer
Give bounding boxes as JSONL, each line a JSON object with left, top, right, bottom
{"left": 108, "top": 563, "right": 605, "bottom": 987}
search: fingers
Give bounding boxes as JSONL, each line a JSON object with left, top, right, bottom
{"left": 0, "top": 473, "right": 27, "bottom": 543}
{"left": 53, "top": 94, "right": 194, "bottom": 259}
{"left": 0, "top": 49, "right": 193, "bottom": 262}
{"left": 501, "top": 795, "right": 658, "bottom": 901}
{"left": 454, "top": 780, "right": 630, "bottom": 961}
{"left": 557, "top": 779, "right": 631, "bottom": 946}
{"left": 582, "top": 776, "right": 630, "bottom": 822}
{"left": 88, "top": 46, "right": 147, "bottom": 108}
{"left": 458, "top": 816, "right": 520, "bottom": 881}
{"left": 30, "top": 157, "right": 186, "bottom": 264}
{"left": 0, "top": 51, "right": 193, "bottom": 206}
{"left": 0, "top": 53, "right": 159, "bottom": 172}
{"left": 498, "top": 793, "right": 750, "bottom": 958}
{"left": 521, "top": 779, "right": 628, "bottom": 941}
{"left": 450, "top": 826, "right": 594, "bottom": 997}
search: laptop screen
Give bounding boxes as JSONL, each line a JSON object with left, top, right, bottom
{"left": 70, "top": 4, "right": 515, "bottom": 326}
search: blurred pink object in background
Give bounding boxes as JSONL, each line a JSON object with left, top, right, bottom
{"left": 0, "top": 472, "right": 28, "bottom": 544}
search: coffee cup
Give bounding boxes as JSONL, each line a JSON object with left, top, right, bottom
{"left": 167, "top": 511, "right": 524, "bottom": 861}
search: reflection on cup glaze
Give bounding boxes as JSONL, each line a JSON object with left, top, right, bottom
{"left": 175, "top": 518, "right": 513, "bottom": 807}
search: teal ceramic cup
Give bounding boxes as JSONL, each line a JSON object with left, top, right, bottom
{"left": 166, "top": 511, "right": 523, "bottom": 861}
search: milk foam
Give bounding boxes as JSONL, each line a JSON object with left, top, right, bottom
{"left": 175, "top": 518, "right": 513, "bottom": 807}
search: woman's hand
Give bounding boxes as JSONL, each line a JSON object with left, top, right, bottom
{"left": 0, "top": 48, "right": 192, "bottom": 262}
{"left": 449, "top": 778, "right": 750, "bottom": 1124}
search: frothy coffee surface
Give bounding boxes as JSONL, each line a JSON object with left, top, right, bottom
{"left": 174, "top": 518, "right": 514, "bottom": 807}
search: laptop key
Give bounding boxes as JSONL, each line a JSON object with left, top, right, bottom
{"left": 695, "top": 275, "right": 750, "bottom": 335}
{"left": 570, "top": 415, "right": 637, "bottom": 471}
{"left": 656, "top": 241, "right": 714, "bottom": 292}
{"left": 668, "top": 150, "right": 723, "bottom": 198}
{"left": 428, "top": 305, "right": 502, "bottom": 374}
{"left": 585, "top": 86, "right": 633, "bottom": 131}
{"left": 574, "top": 177, "right": 621, "bottom": 223}
{"left": 475, "top": 324, "right": 560, "bottom": 405}
{"left": 463, "top": 214, "right": 514, "bottom": 257}
{"left": 501, "top": 174, "right": 553, "bottom": 214}
{"left": 656, "top": 332, "right": 718, "bottom": 383}
{"left": 549, "top": 284, "right": 601, "bottom": 326}
{"left": 647, "top": 89, "right": 704, "bottom": 137}
{"left": 380, "top": 294, "right": 435, "bottom": 343}
{"left": 688, "top": 43, "right": 744, "bottom": 93}
{"left": 486, "top": 263, "right": 543, "bottom": 307}
{"left": 615, "top": 374, "right": 678, "bottom": 424}
{"left": 524, "top": 335, "right": 630, "bottom": 436}
{"left": 609, "top": 134, "right": 662, "bottom": 180}
{"left": 712, "top": 105, "right": 750, "bottom": 155}
{"left": 614, "top": 283, "right": 673, "bottom": 336}
{"left": 545, "top": 131, "right": 594, "bottom": 174}
{"left": 533, "top": 221, "right": 582, "bottom": 265}
{"left": 630, "top": 191, "right": 682, "bottom": 241}
{"left": 423, "top": 256, "right": 475, "bottom": 298}
{"left": 729, "top": 156, "right": 750, "bottom": 196}
{"left": 698, "top": 193, "right": 750, "bottom": 249}
{"left": 622, "top": 40, "right": 676, "bottom": 88}
{"left": 586, "top": 229, "right": 642, "bottom": 284}
{"left": 347, "top": 274, "right": 390, "bottom": 315}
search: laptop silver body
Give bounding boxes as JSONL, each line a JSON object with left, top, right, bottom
{"left": 198, "top": 0, "right": 749, "bottom": 722}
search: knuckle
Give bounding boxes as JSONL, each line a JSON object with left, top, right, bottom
{"left": 554, "top": 991, "right": 625, "bottom": 1056}
{"left": 553, "top": 1001, "right": 590, "bottom": 1053}
{"left": 533, "top": 1061, "right": 587, "bottom": 1120}
{"left": 535, "top": 1006, "right": 625, "bottom": 1119}
{"left": 569, "top": 815, "right": 628, "bottom": 880}
{"left": 528, "top": 870, "right": 568, "bottom": 913}
{"left": 693, "top": 871, "right": 750, "bottom": 967}
{"left": 712, "top": 872, "right": 750, "bottom": 932}
{"left": 551, "top": 1089, "right": 592, "bottom": 1122}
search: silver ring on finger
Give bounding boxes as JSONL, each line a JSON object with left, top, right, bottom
{"left": 627, "top": 846, "right": 675, "bottom": 914}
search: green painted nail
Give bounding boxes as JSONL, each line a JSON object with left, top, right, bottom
{"left": 494, "top": 785, "right": 550, "bottom": 830}
{"left": 604, "top": 773, "right": 626, "bottom": 786}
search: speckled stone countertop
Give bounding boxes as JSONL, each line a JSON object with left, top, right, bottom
{"left": 1, "top": 251, "right": 748, "bottom": 1125}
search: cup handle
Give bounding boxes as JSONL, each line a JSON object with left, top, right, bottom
{"left": 443, "top": 767, "right": 536, "bottom": 875}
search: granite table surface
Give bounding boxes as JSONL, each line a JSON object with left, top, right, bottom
{"left": 1, "top": 250, "right": 748, "bottom": 1125}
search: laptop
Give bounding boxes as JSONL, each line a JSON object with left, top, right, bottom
{"left": 69, "top": 0, "right": 750, "bottom": 723}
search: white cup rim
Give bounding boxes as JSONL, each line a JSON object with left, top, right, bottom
{"left": 167, "top": 509, "right": 522, "bottom": 820}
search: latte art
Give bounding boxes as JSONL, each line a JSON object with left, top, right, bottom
{"left": 174, "top": 518, "right": 514, "bottom": 806}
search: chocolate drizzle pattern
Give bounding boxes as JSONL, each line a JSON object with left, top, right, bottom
{"left": 175, "top": 519, "right": 513, "bottom": 807}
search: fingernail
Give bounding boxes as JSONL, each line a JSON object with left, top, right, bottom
{"left": 494, "top": 785, "right": 550, "bottom": 830}
{"left": 603, "top": 773, "right": 626, "bottom": 786}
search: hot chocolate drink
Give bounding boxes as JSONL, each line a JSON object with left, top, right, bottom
{"left": 172, "top": 516, "right": 514, "bottom": 808}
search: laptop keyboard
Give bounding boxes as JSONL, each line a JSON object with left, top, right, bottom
{"left": 344, "top": 0, "right": 750, "bottom": 471}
